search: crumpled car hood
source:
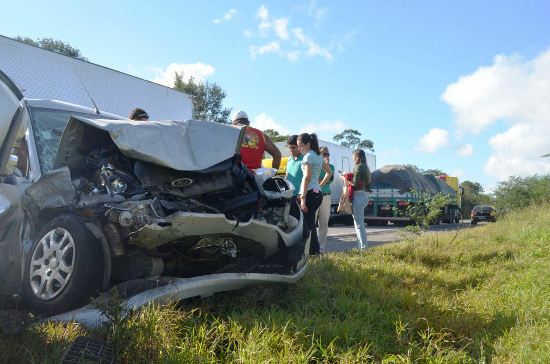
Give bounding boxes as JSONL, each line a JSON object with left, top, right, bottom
{"left": 55, "top": 116, "right": 244, "bottom": 171}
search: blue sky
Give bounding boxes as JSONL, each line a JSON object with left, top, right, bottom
{"left": 2, "top": 0, "right": 550, "bottom": 190}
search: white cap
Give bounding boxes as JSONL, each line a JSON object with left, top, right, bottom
{"left": 232, "top": 110, "right": 248, "bottom": 122}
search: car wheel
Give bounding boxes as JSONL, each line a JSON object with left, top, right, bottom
{"left": 22, "top": 214, "right": 104, "bottom": 315}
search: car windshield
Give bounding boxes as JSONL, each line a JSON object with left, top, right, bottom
{"left": 28, "top": 107, "right": 110, "bottom": 173}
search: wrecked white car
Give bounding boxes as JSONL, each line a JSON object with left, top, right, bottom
{"left": 0, "top": 70, "right": 309, "bottom": 315}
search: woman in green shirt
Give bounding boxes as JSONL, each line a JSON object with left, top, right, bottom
{"left": 349, "top": 149, "right": 370, "bottom": 250}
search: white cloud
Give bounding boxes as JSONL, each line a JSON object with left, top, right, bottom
{"left": 213, "top": 8, "right": 237, "bottom": 24}
{"left": 291, "top": 27, "right": 333, "bottom": 61}
{"left": 257, "top": 5, "right": 271, "bottom": 33}
{"left": 250, "top": 42, "right": 281, "bottom": 59}
{"left": 329, "top": 31, "right": 358, "bottom": 52}
{"left": 484, "top": 124, "right": 550, "bottom": 179}
{"left": 457, "top": 144, "right": 474, "bottom": 157}
{"left": 254, "top": 113, "right": 290, "bottom": 135}
{"left": 298, "top": 120, "right": 347, "bottom": 134}
{"left": 416, "top": 128, "right": 450, "bottom": 153}
{"left": 274, "top": 18, "right": 289, "bottom": 40}
{"left": 248, "top": 5, "right": 333, "bottom": 62}
{"left": 152, "top": 63, "right": 215, "bottom": 87}
{"left": 307, "top": 0, "right": 329, "bottom": 25}
{"left": 286, "top": 51, "right": 300, "bottom": 62}
{"left": 442, "top": 48, "right": 550, "bottom": 180}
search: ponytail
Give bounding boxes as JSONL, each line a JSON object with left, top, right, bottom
{"left": 298, "top": 133, "right": 321, "bottom": 155}
{"left": 310, "top": 133, "right": 320, "bottom": 154}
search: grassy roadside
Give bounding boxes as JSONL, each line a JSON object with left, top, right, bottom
{"left": 2, "top": 205, "right": 549, "bottom": 363}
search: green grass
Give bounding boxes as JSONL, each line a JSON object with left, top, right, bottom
{"left": 2, "top": 205, "right": 550, "bottom": 363}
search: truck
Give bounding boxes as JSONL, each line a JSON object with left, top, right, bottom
{"left": 365, "top": 165, "right": 461, "bottom": 226}
{"left": 0, "top": 35, "right": 193, "bottom": 120}
{"left": 264, "top": 151, "right": 461, "bottom": 226}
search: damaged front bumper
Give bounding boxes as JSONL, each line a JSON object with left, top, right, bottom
{"left": 48, "top": 264, "right": 308, "bottom": 327}
{"left": 129, "top": 211, "right": 302, "bottom": 254}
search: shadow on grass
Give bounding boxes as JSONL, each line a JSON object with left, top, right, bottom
{"left": 0, "top": 317, "right": 79, "bottom": 363}
{"left": 189, "top": 255, "right": 516, "bottom": 360}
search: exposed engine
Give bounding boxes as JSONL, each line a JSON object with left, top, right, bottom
{"left": 69, "top": 146, "right": 297, "bottom": 280}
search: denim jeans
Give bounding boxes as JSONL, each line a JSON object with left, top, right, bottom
{"left": 303, "top": 190, "right": 323, "bottom": 255}
{"left": 352, "top": 191, "right": 369, "bottom": 249}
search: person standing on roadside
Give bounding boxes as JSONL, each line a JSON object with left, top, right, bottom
{"left": 297, "top": 133, "right": 333, "bottom": 256}
{"left": 316, "top": 146, "right": 335, "bottom": 254}
{"left": 129, "top": 108, "right": 149, "bottom": 121}
{"left": 285, "top": 135, "right": 303, "bottom": 220}
{"left": 343, "top": 149, "right": 371, "bottom": 250}
{"left": 232, "top": 110, "right": 281, "bottom": 171}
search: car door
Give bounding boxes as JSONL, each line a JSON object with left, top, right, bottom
{"left": 0, "top": 70, "right": 26, "bottom": 299}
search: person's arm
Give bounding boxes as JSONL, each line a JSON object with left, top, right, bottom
{"left": 319, "top": 161, "right": 333, "bottom": 187}
{"left": 264, "top": 134, "right": 282, "bottom": 170}
{"left": 352, "top": 165, "right": 364, "bottom": 189}
{"left": 300, "top": 163, "right": 312, "bottom": 212}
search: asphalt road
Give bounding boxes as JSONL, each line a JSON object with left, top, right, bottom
{"left": 325, "top": 221, "right": 471, "bottom": 253}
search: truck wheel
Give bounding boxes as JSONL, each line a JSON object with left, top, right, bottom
{"left": 22, "top": 215, "right": 104, "bottom": 315}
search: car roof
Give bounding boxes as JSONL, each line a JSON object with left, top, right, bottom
{"left": 25, "top": 98, "right": 124, "bottom": 119}
{"left": 473, "top": 205, "right": 493, "bottom": 209}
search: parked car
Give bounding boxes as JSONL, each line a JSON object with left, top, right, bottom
{"left": 0, "top": 70, "right": 309, "bottom": 315}
{"left": 470, "top": 205, "right": 496, "bottom": 225}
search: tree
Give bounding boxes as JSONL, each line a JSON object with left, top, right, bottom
{"left": 14, "top": 36, "right": 87, "bottom": 61}
{"left": 460, "top": 180, "right": 492, "bottom": 216}
{"left": 263, "top": 129, "right": 289, "bottom": 143}
{"left": 461, "top": 181, "right": 484, "bottom": 195}
{"left": 333, "top": 129, "right": 374, "bottom": 151}
{"left": 405, "top": 192, "right": 453, "bottom": 230}
{"left": 403, "top": 164, "right": 446, "bottom": 176}
{"left": 173, "top": 72, "right": 231, "bottom": 124}
{"left": 493, "top": 175, "right": 550, "bottom": 212}
{"left": 422, "top": 168, "right": 446, "bottom": 176}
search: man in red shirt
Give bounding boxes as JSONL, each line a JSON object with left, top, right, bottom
{"left": 232, "top": 111, "right": 281, "bottom": 171}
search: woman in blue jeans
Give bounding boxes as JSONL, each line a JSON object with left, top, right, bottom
{"left": 347, "top": 149, "right": 371, "bottom": 250}
{"left": 297, "top": 133, "right": 333, "bottom": 255}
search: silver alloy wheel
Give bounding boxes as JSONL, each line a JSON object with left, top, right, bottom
{"left": 29, "top": 227, "right": 76, "bottom": 300}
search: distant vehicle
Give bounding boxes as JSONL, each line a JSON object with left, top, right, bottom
{"left": 470, "top": 205, "right": 496, "bottom": 225}
{"left": 0, "top": 35, "right": 193, "bottom": 120}
{"left": 364, "top": 165, "right": 462, "bottom": 226}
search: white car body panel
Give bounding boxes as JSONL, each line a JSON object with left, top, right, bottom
{"left": 48, "top": 266, "right": 308, "bottom": 327}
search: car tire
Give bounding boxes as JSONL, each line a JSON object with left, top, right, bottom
{"left": 22, "top": 214, "right": 104, "bottom": 315}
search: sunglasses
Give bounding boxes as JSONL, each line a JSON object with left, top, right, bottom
{"left": 322, "top": 153, "right": 330, "bottom": 157}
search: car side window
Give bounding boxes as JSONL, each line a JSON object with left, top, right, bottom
{"left": 0, "top": 120, "right": 30, "bottom": 178}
